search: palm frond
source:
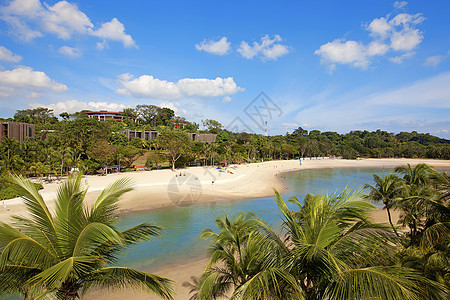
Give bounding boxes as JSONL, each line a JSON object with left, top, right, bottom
{"left": 8, "top": 175, "right": 56, "bottom": 241}
{"left": 231, "top": 268, "right": 303, "bottom": 300}
{"left": 72, "top": 222, "right": 124, "bottom": 257}
{"left": 26, "top": 256, "right": 101, "bottom": 290}
{"left": 82, "top": 266, "right": 174, "bottom": 300}
{"left": 328, "top": 266, "right": 447, "bottom": 300}
{"left": 89, "top": 177, "right": 133, "bottom": 223}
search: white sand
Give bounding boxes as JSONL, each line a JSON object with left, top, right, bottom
{"left": 1, "top": 158, "right": 449, "bottom": 299}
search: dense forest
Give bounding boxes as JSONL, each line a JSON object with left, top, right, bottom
{"left": 0, "top": 105, "right": 449, "bottom": 183}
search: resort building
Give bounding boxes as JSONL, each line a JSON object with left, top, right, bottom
{"left": 0, "top": 122, "right": 35, "bottom": 143}
{"left": 121, "top": 130, "right": 216, "bottom": 143}
{"left": 85, "top": 110, "right": 123, "bottom": 121}
{"left": 121, "top": 130, "right": 159, "bottom": 141}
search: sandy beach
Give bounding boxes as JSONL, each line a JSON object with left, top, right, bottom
{"left": 2, "top": 158, "right": 450, "bottom": 300}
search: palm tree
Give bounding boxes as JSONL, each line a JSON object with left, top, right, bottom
{"left": 196, "top": 190, "right": 446, "bottom": 299}
{"left": 364, "top": 173, "right": 404, "bottom": 236}
{"left": 395, "top": 163, "right": 431, "bottom": 187}
{"left": 0, "top": 173, "right": 174, "bottom": 300}
{"left": 197, "top": 213, "right": 300, "bottom": 299}
{"left": 270, "top": 190, "right": 444, "bottom": 300}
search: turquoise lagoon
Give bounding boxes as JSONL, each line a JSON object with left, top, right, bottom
{"left": 117, "top": 167, "right": 395, "bottom": 271}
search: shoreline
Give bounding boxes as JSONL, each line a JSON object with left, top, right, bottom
{"left": 2, "top": 158, "right": 450, "bottom": 221}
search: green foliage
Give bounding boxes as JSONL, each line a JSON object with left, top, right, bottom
{"left": 157, "top": 129, "right": 191, "bottom": 170}
{"left": 196, "top": 188, "right": 447, "bottom": 299}
{"left": 0, "top": 174, "right": 174, "bottom": 299}
{"left": 201, "top": 119, "right": 223, "bottom": 134}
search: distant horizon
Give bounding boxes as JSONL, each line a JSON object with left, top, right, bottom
{"left": 0, "top": 0, "right": 449, "bottom": 139}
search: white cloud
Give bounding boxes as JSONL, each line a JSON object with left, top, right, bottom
{"left": 42, "top": 1, "right": 93, "bottom": 39}
{"left": 389, "top": 13, "right": 425, "bottom": 51}
{"left": 0, "top": 66, "right": 68, "bottom": 94}
{"left": 316, "top": 8, "right": 425, "bottom": 71}
{"left": 222, "top": 96, "right": 232, "bottom": 103}
{"left": 116, "top": 74, "right": 244, "bottom": 100}
{"left": 0, "top": 46, "right": 22, "bottom": 62}
{"left": 28, "top": 99, "right": 126, "bottom": 114}
{"left": 0, "top": 15, "right": 43, "bottom": 41}
{"left": 389, "top": 51, "right": 414, "bottom": 64}
{"left": 90, "top": 18, "right": 136, "bottom": 48}
{"left": 0, "top": 0, "right": 135, "bottom": 48}
{"left": 195, "top": 37, "right": 231, "bottom": 55}
{"left": 367, "top": 17, "right": 392, "bottom": 39}
{"left": 237, "top": 35, "right": 290, "bottom": 60}
{"left": 58, "top": 45, "right": 82, "bottom": 58}
{"left": 424, "top": 52, "right": 449, "bottom": 67}
{"left": 315, "top": 39, "right": 371, "bottom": 70}
{"left": 390, "top": 28, "right": 423, "bottom": 51}
{"left": 366, "top": 41, "right": 390, "bottom": 56}
{"left": 393, "top": 1, "right": 408, "bottom": 10}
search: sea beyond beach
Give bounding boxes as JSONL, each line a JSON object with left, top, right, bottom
{"left": 2, "top": 158, "right": 450, "bottom": 300}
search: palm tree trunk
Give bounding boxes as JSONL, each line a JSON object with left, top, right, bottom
{"left": 386, "top": 207, "right": 400, "bottom": 237}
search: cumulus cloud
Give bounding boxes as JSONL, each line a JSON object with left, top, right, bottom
{"left": 28, "top": 99, "right": 126, "bottom": 114}
{"left": 116, "top": 74, "right": 244, "bottom": 100}
{"left": 42, "top": 1, "right": 93, "bottom": 39}
{"left": 315, "top": 40, "right": 388, "bottom": 71}
{"left": 0, "top": 66, "right": 68, "bottom": 94}
{"left": 0, "top": 0, "right": 135, "bottom": 48}
{"left": 90, "top": 18, "right": 136, "bottom": 48}
{"left": 58, "top": 45, "right": 82, "bottom": 58}
{"left": 237, "top": 35, "right": 290, "bottom": 60}
{"left": 195, "top": 37, "right": 231, "bottom": 55}
{"left": 0, "top": 45, "right": 22, "bottom": 62}
{"left": 316, "top": 6, "right": 425, "bottom": 71}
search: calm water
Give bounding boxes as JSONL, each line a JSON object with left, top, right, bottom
{"left": 116, "top": 167, "right": 395, "bottom": 271}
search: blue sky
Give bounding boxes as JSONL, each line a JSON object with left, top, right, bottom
{"left": 0, "top": 0, "right": 449, "bottom": 138}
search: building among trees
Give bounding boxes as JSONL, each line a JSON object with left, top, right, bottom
{"left": 85, "top": 110, "right": 124, "bottom": 121}
{"left": 0, "top": 122, "right": 35, "bottom": 142}
{"left": 121, "top": 130, "right": 216, "bottom": 143}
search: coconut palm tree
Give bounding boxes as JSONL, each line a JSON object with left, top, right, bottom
{"left": 271, "top": 190, "right": 446, "bottom": 300}
{"left": 0, "top": 173, "right": 174, "bottom": 300}
{"left": 197, "top": 213, "right": 301, "bottom": 300}
{"left": 196, "top": 190, "right": 446, "bottom": 299}
{"left": 364, "top": 173, "right": 404, "bottom": 236}
{"left": 395, "top": 163, "right": 431, "bottom": 187}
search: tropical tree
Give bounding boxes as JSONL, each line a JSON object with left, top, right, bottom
{"left": 395, "top": 163, "right": 431, "bottom": 187}
{"left": 395, "top": 167, "right": 450, "bottom": 291}
{"left": 364, "top": 173, "right": 404, "bottom": 236}
{"left": 0, "top": 174, "right": 173, "bottom": 299}
{"left": 197, "top": 213, "right": 301, "bottom": 299}
{"left": 157, "top": 129, "right": 191, "bottom": 170}
{"left": 269, "top": 190, "right": 445, "bottom": 300}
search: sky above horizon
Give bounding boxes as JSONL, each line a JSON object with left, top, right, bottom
{"left": 0, "top": 0, "right": 449, "bottom": 138}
